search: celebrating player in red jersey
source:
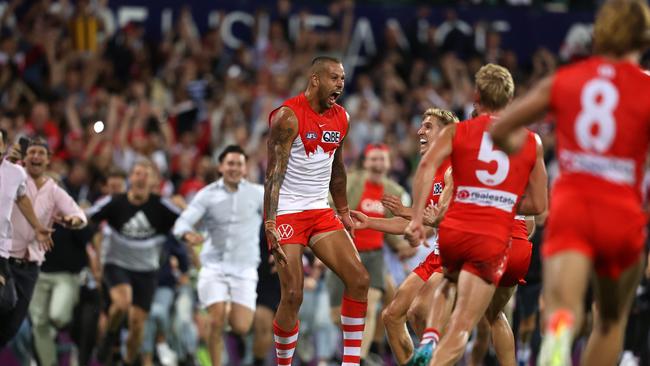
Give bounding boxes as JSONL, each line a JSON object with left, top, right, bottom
{"left": 351, "top": 107, "right": 459, "bottom": 365}
{"left": 491, "top": 1, "right": 650, "bottom": 365}
{"left": 264, "top": 57, "right": 369, "bottom": 366}
{"left": 406, "top": 64, "right": 546, "bottom": 366}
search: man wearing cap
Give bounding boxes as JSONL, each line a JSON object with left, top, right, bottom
{"left": 0, "top": 137, "right": 86, "bottom": 348}
{"left": 327, "top": 143, "right": 413, "bottom": 363}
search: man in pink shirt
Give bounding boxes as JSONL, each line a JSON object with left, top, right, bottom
{"left": 0, "top": 137, "right": 86, "bottom": 347}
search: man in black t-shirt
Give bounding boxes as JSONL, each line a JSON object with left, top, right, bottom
{"left": 87, "top": 160, "right": 180, "bottom": 365}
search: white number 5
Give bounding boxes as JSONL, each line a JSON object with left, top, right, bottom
{"left": 476, "top": 132, "right": 510, "bottom": 186}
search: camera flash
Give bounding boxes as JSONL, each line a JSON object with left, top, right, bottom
{"left": 94, "top": 121, "right": 104, "bottom": 133}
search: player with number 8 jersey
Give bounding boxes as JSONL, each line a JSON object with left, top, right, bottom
{"left": 490, "top": 2, "right": 650, "bottom": 365}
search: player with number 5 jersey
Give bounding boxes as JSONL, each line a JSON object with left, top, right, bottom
{"left": 490, "top": 1, "right": 650, "bottom": 365}
{"left": 405, "top": 64, "right": 547, "bottom": 366}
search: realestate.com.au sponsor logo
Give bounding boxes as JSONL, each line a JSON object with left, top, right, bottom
{"left": 455, "top": 186, "right": 517, "bottom": 213}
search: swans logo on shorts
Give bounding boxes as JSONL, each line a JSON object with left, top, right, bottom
{"left": 322, "top": 131, "right": 341, "bottom": 143}
{"left": 277, "top": 224, "right": 294, "bottom": 240}
{"left": 432, "top": 182, "right": 443, "bottom": 195}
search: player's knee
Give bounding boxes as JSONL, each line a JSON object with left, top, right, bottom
{"left": 280, "top": 287, "right": 303, "bottom": 311}
{"left": 406, "top": 303, "right": 426, "bottom": 329}
{"left": 344, "top": 267, "right": 369, "bottom": 296}
{"left": 381, "top": 305, "right": 399, "bottom": 326}
{"left": 594, "top": 309, "right": 624, "bottom": 334}
{"left": 448, "top": 315, "right": 474, "bottom": 334}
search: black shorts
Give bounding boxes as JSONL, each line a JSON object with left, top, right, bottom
{"left": 256, "top": 269, "right": 280, "bottom": 312}
{"left": 103, "top": 264, "right": 158, "bottom": 312}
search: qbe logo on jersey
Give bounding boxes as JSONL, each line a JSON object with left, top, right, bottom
{"left": 277, "top": 224, "right": 294, "bottom": 240}
{"left": 322, "top": 131, "right": 341, "bottom": 143}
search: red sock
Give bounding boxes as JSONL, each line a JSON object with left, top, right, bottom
{"left": 419, "top": 327, "right": 440, "bottom": 346}
{"left": 273, "top": 320, "right": 299, "bottom": 366}
{"left": 341, "top": 295, "right": 367, "bottom": 365}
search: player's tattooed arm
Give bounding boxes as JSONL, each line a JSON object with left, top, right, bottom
{"left": 264, "top": 107, "right": 298, "bottom": 222}
{"left": 330, "top": 129, "right": 349, "bottom": 214}
{"left": 330, "top": 125, "right": 356, "bottom": 236}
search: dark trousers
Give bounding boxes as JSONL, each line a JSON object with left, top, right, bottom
{"left": 0, "top": 258, "right": 40, "bottom": 347}
{"left": 71, "top": 286, "right": 101, "bottom": 366}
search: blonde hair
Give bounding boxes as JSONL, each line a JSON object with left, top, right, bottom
{"left": 475, "top": 64, "right": 514, "bottom": 111}
{"left": 593, "top": 0, "right": 650, "bottom": 56}
{"left": 423, "top": 108, "right": 459, "bottom": 126}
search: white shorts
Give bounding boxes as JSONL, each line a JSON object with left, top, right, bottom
{"left": 197, "top": 266, "right": 258, "bottom": 311}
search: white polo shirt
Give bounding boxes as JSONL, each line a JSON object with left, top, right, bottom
{"left": 0, "top": 160, "right": 27, "bottom": 258}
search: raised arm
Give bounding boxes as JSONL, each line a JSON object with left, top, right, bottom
{"left": 490, "top": 76, "right": 553, "bottom": 154}
{"left": 405, "top": 124, "right": 455, "bottom": 244}
{"left": 264, "top": 107, "right": 299, "bottom": 267}
{"left": 518, "top": 134, "right": 548, "bottom": 216}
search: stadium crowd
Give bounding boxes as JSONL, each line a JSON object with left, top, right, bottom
{"left": 0, "top": 0, "right": 649, "bottom": 366}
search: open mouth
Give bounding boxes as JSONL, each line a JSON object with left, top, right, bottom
{"left": 328, "top": 91, "right": 342, "bottom": 104}
{"left": 419, "top": 138, "right": 427, "bottom": 145}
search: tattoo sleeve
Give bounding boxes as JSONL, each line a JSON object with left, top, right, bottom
{"left": 264, "top": 108, "right": 298, "bottom": 222}
{"left": 330, "top": 143, "right": 349, "bottom": 212}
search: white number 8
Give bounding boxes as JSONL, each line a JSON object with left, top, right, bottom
{"left": 575, "top": 79, "right": 619, "bottom": 153}
{"left": 476, "top": 132, "right": 510, "bottom": 186}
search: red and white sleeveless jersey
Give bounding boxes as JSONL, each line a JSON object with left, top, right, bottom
{"left": 428, "top": 158, "right": 451, "bottom": 207}
{"left": 550, "top": 56, "right": 650, "bottom": 205}
{"left": 269, "top": 93, "right": 349, "bottom": 213}
{"left": 440, "top": 114, "right": 537, "bottom": 242}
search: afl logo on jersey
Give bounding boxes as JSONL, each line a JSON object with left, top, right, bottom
{"left": 322, "top": 131, "right": 341, "bottom": 143}
{"left": 306, "top": 131, "right": 318, "bottom": 140}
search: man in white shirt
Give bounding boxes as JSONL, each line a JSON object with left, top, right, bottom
{"left": 173, "top": 145, "right": 263, "bottom": 366}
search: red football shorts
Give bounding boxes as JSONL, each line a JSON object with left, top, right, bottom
{"left": 273, "top": 208, "right": 345, "bottom": 247}
{"left": 499, "top": 238, "right": 532, "bottom": 287}
{"left": 413, "top": 251, "right": 443, "bottom": 281}
{"left": 438, "top": 228, "right": 509, "bottom": 285}
{"left": 543, "top": 191, "right": 646, "bottom": 279}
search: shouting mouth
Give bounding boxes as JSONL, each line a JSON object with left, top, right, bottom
{"left": 328, "top": 91, "right": 342, "bottom": 105}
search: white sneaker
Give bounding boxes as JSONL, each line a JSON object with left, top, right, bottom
{"left": 619, "top": 351, "right": 639, "bottom": 366}
{"left": 156, "top": 342, "right": 178, "bottom": 366}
